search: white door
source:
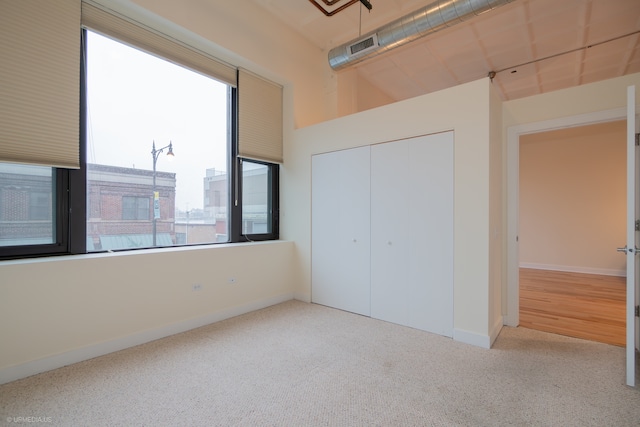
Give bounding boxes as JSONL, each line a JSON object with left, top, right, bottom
{"left": 624, "top": 85, "right": 639, "bottom": 387}
{"left": 370, "top": 133, "right": 454, "bottom": 336}
{"left": 311, "top": 147, "right": 371, "bottom": 316}
{"left": 370, "top": 139, "right": 411, "bottom": 326}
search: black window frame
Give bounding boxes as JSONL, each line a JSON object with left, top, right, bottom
{"left": 0, "top": 167, "right": 71, "bottom": 260}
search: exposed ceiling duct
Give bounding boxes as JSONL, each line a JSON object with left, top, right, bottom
{"left": 328, "top": 0, "right": 517, "bottom": 71}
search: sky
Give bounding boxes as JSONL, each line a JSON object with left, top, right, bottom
{"left": 86, "top": 31, "right": 229, "bottom": 211}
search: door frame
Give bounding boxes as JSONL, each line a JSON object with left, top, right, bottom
{"left": 506, "top": 107, "right": 629, "bottom": 327}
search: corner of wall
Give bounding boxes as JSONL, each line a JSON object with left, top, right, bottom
{"left": 453, "top": 328, "right": 492, "bottom": 349}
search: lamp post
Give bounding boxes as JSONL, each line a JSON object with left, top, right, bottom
{"left": 151, "top": 140, "right": 174, "bottom": 246}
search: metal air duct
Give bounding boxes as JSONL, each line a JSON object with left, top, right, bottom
{"left": 328, "top": 0, "right": 517, "bottom": 70}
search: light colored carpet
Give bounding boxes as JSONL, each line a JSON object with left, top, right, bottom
{"left": 1, "top": 300, "right": 639, "bottom": 426}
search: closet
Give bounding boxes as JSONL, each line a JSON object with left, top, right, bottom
{"left": 311, "top": 132, "right": 454, "bottom": 337}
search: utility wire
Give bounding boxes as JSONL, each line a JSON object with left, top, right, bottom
{"left": 493, "top": 30, "right": 640, "bottom": 75}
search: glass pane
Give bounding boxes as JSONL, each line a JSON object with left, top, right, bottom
{"left": 86, "top": 31, "right": 229, "bottom": 251}
{"left": 0, "top": 162, "right": 55, "bottom": 246}
{"left": 242, "top": 161, "right": 270, "bottom": 234}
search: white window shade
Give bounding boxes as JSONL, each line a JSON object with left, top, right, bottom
{"left": 0, "top": 0, "right": 81, "bottom": 169}
{"left": 238, "top": 69, "right": 283, "bottom": 164}
{"left": 81, "top": 3, "right": 237, "bottom": 87}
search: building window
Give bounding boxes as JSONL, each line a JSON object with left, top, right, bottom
{"left": 122, "top": 196, "right": 150, "bottom": 220}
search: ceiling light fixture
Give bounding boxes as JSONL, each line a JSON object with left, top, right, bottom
{"left": 308, "top": 0, "right": 359, "bottom": 17}
{"left": 360, "top": 0, "right": 372, "bottom": 11}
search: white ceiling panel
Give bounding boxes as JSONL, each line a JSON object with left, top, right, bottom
{"left": 249, "top": 0, "right": 640, "bottom": 103}
{"left": 532, "top": 30, "right": 583, "bottom": 59}
{"left": 537, "top": 54, "right": 581, "bottom": 80}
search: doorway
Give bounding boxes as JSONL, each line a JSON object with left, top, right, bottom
{"left": 506, "top": 108, "right": 630, "bottom": 328}
{"left": 517, "top": 121, "right": 626, "bottom": 345}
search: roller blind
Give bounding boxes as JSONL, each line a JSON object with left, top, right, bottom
{"left": 238, "top": 69, "right": 283, "bottom": 164}
{"left": 0, "top": 0, "right": 81, "bottom": 169}
{"left": 81, "top": 2, "right": 237, "bottom": 86}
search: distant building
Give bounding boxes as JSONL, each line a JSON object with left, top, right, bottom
{"left": 1, "top": 162, "right": 268, "bottom": 250}
{"left": 202, "top": 165, "right": 270, "bottom": 237}
{"left": 0, "top": 163, "right": 53, "bottom": 246}
{"left": 202, "top": 168, "right": 228, "bottom": 240}
{"left": 87, "top": 163, "right": 176, "bottom": 250}
{"left": 241, "top": 166, "right": 270, "bottom": 234}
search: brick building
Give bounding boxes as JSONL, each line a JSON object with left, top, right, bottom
{"left": 87, "top": 163, "right": 176, "bottom": 250}
{"left": 1, "top": 162, "right": 267, "bottom": 250}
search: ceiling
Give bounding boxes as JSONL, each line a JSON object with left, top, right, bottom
{"left": 251, "top": 0, "right": 640, "bottom": 102}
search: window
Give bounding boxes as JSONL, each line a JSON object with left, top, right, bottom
{"left": 0, "top": 163, "right": 56, "bottom": 246}
{"left": 239, "top": 160, "right": 278, "bottom": 238}
{"left": 0, "top": 162, "right": 73, "bottom": 259}
{"left": 122, "top": 196, "right": 150, "bottom": 221}
{"left": 0, "top": 7, "right": 280, "bottom": 259}
{"left": 85, "top": 31, "right": 231, "bottom": 251}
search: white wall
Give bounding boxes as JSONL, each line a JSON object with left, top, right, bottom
{"left": 284, "top": 78, "right": 498, "bottom": 348}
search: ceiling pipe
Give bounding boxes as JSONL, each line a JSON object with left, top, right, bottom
{"left": 328, "top": 0, "right": 517, "bottom": 71}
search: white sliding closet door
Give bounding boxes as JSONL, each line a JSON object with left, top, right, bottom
{"left": 371, "top": 132, "right": 454, "bottom": 336}
{"left": 311, "top": 147, "right": 371, "bottom": 316}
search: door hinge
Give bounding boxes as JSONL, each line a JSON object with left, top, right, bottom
{"left": 636, "top": 133, "right": 640, "bottom": 146}
{"left": 636, "top": 305, "right": 640, "bottom": 317}
{"left": 636, "top": 220, "right": 640, "bottom": 232}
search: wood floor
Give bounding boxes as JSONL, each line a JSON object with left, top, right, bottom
{"left": 519, "top": 268, "right": 626, "bottom": 346}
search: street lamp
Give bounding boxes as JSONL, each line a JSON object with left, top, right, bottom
{"left": 151, "top": 140, "right": 174, "bottom": 246}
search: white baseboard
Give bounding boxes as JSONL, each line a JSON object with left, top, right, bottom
{"left": 0, "top": 293, "right": 294, "bottom": 385}
{"left": 453, "top": 328, "right": 491, "bottom": 349}
{"left": 519, "top": 262, "right": 625, "bottom": 277}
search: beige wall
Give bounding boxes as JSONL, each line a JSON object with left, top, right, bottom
{"left": 489, "top": 82, "right": 504, "bottom": 335}
{"left": 284, "top": 78, "right": 499, "bottom": 346}
{"left": 337, "top": 69, "right": 396, "bottom": 116}
{"left": 0, "top": 242, "right": 294, "bottom": 381}
{"left": 503, "top": 74, "right": 640, "bottom": 128}
{"left": 519, "top": 121, "right": 626, "bottom": 275}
